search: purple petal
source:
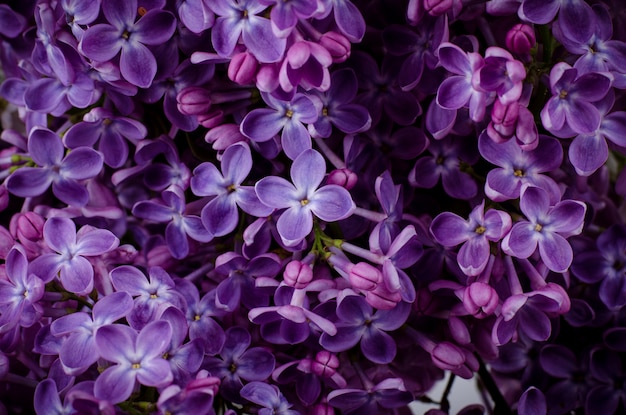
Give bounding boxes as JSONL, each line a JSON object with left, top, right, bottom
{"left": 548, "top": 200, "right": 586, "bottom": 234}
{"left": 222, "top": 142, "right": 252, "bottom": 185}
{"left": 276, "top": 206, "right": 313, "bottom": 245}
{"left": 60, "top": 256, "right": 94, "bottom": 294}
{"left": 60, "top": 332, "right": 98, "bottom": 369}
{"left": 24, "top": 78, "right": 65, "bottom": 113}
{"left": 309, "top": 185, "right": 355, "bottom": 222}
{"left": 182, "top": 216, "right": 213, "bottom": 242}
{"left": 520, "top": 0, "right": 559, "bottom": 24}
{"left": 60, "top": 148, "right": 103, "bottom": 180}
{"left": 137, "top": 320, "right": 172, "bottom": 360}
{"left": 518, "top": 387, "right": 546, "bottom": 415}
{"left": 437, "top": 76, "right": 472, "bottom": 110}
{"left": 255, "top": 176, "right": 298, "bottom": 209}
{"left": 485, "top": 168, "right": 521, "bottom": 201}
{"left": 361, "top": 329, "right": 396, "bottom": 364}
{"left": 28, "top": 253, "right": 62, "bottom": 283}
{"left": 50, "top": 311, "right": 90, "bottom": 336}
{"left": 565, "top": 99, "right": 601, "bottom": 135}
{"left": 281, "top": 121, "right": 312, "bottom": 160}
{"left": 458, "top": 238, "right": 490, "bottom": 276}
{"left": 6, "top": 168, "right": 52, "bottom": 198}
{"left": 43, "top": 217, "right": 75, "bottom": 253}
{"left": 241, "top": 108, "right": 285, "bottom": 142}
{"left": 110, "top": 265, "right": 149, "bottom": 295}
{"left": 34, "top": 379, "right": 63, "bottom": 415}
{"left": 95, "top": 324, "right": 136, "bottom": 364}
{"left": 102, "top": 0, "right": 135, "bottom": 28}
{"left": 133, "top": 200, "right": 175, "bottom": 222}
{"left": 76, "top": 228, "right": 119, "bottom": 256}
{"left": 333, "top": 0, "right": 365, "bottom": 42}
{"left": 80, "top": 24, "right": 124, "bottom": 61}
{"left": 410, "top": 157, "right": 440, "bottom": 188}
{"left": 120, "top": 42, "right": 157, "bottom": 88}
{"left": 201, "top": 195, "right": 238, "bottom": 237}
{"left": 29, "top": 127, "right": 64, "bottom": 166}
{"left": 291, "top": 149, "right": 325, "bottom": 195}
{"left": 242, "top": 16, "right": 286, "bottom": 63}
{"left": 95, "top": 364, "right": 136, "bottom": 404}
{"left": 133, "top": 10, "right": 177, "bottom": 45}
{"left": 602, "top": 112, "right": 626, "bottom": 147}
{"left": 430, "top": 212, "right": 471, "bottom": 247}
{"left": 538, "top": 233, "right": 573, "bottom": 273}
{"left": 211, "top": 16, "right": 241, "bottom": 58}
{"left": 52, "top": 178, "right": 89, "bottom": 207}
{"left": 191, "top": 162, "right": 224, "bottom": 197}
{"left": 165, "top": 222, "right": 190, "bottom": 259}
{"left": 569, "top": 134, "right": 607, "bottom": 176}
{"left": 319, "top": 325, "right": 363, "bottom": 352}
{"left": 505, "top": 222, "right": 539, "bottom": 259}
{"left": 519, "top": 186, "right": 550, "bottom": 222}
{"left": 442, "top": 168, "right": 477, "bottom": 200}
{"left": 235, "top": 186, "right": 274, "bottom": 217}
{"left": 93, "top": 291, "right": 134, "bottom": 324}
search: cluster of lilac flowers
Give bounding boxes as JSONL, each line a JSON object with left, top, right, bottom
{"left": 1, "top": 0, "right": 626, "bottom": 414}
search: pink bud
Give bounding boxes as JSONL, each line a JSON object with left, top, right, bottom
{"left": 0, "top": 185, "right": 8, "bottom": 212}
{"left": 204, "top": 124, "right": 246, "bottom": 150}
{"left": 365, "top": 283, "right": 402, "bottom": 310}
{"left": 283, "top": 260, "right": 314, "bottom": 289}
{"left": 176, "top": 87, "right": 212, "bottom": 116}
{"left": 463, "top": 282, "right": 499, "bottom": 318}
{"left": 506, "top": 24, "right": 536, "bottom": 57}
{"left": 311, "top": 351, "right": 340, "bottom": 378}
{"left": 319, "top": 31, "right": 351, "bottom": 63}
{"left": 431, "top": 341, "right": 465, "bottom": 371}
{"left": 228, "top": 52, "right": 258, "bottom": 85}
{"left": 10, "top": 212, "right": 44, "bottom": 255}
{"left": 424, "top": 0, "right": 453, "bottom": 16}
{"left": 198, "top": 110, "right": 225, "bottom": 129}
{"left": 327, "top": 168, "right": 358, "bottom": 190}
{"left": 448, "top": 316, "right": 471, "bottom": 345}
{"left": 349, "top": 262, "right": 382, "bottom": 291}
{"left": 308, "top": 403, "right": 334, "bottom": 415}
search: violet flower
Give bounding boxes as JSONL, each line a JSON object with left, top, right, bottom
{"left": 240, "top": 381, "right": 300, "bottom": 415}
{"left": 502, "top": 186, "right": 586, "bottom": 273}
{"left": 255, "top": 149, "right": 355, "bottom": 246}
{"left": 28, "top": 217, "right": 120, "bottom": 295}
{"left": 6, "top": 127, "right": 104, "bottom": 207}
{"left": 94, "top": 320, "right": 173, "bottom": 404}
{"left": 258, "top": 0, "right": 318, "bottom": 38}
{"left": 79, "top": 0, "right": 177, "bottom": 88}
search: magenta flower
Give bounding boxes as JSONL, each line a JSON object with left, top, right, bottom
{"left": 502, "top": 186, "right": 586, "bottom": 272}
{"left": 255, "top": 149, "right": 355, "bottom": 246}
{"left": 80, "top": 0, "right": 177, "bottom": 88}
{"left": 94, "top": 321, "right": 173, "bottom": 404}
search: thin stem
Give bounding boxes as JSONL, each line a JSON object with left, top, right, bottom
{"left": 440, "top": 373, "right": 456, "bottom": 413}
{"left": 314, "top": 137, "right": 345, "bottom": 169}
{"left": 476, "top": 354, "right": 512, "bottom": 415}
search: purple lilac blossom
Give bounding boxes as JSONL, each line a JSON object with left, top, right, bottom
{"left": 28, "top": 217, "right": 120, "bottom": 295}
{"left": 6, "top": 127, "right": 104, "bottom": 207}
{"left": 255, "top": 149, "right": 355, "bottom": 246}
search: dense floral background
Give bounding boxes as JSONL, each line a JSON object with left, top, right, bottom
{"left": 1, "top": 0, "right": 626, "bottom": 414}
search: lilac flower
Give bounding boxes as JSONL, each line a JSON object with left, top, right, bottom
{"left": 476, "top": 47, "right": 526, "bottom": 105}
{"left": 60, "top": 0, "right": 102, "bottom": 39}
{"left": 316, "top": 0, "right": 366, "bottom": 42}
{"left": 6, "top": 127, "right": 103, "bottom": 207}
{"left": 0, "top": 247, "right": 44, "bottom": 334}
{"left": 430, "top": 201, "right": 511, "bottom": 276}
{"left": 64, "top": 107, "right": 147, "bottom": 168}
{"left": 409, "top": 135, "right": 478, "bottom": 200}
{"left": 240, "top": 381, "right": 300, "bottom": 415}
{"left": 520, "top": 0, "right": 594, "bottom": 44}
{"left": 109, "top": 265, "right": 186, "bottom": 330}
{"left": 176, "top": 0, "right": 215, "bottom": 34}
{"left": 307, "top": 68, "right": 371, "bottom": 139}
{"left": 132, "top": 186, "right": 213, "bottom": 259}
{"left": 94, "top": 320, "right": 173, "bottom": 404}
{"left": 79, "top": 0, "right": 177, "bottom": 88}
{"left": 241, "top": 92, "right": 318, "bottom": 160}
{"left": 190, "top": 142, "right": 271, "bottom": 237}
{"left": 208, "top": 0, "right": 286, "bottom": 63}
{"left": 319, "top": 296, "right": 410, "bottom": 364}
{"left": 255, "top": 149, "right": 355, "bottom": 246}
{"left": 50, "top": 291, "right": 133, "bottom": 372}
{"left": 327, "top": 378, "right": 413, "bottom": 414}
{"left": 540, "top": 62, "right": 612, "bottom": 136}
{"left": 28, "top": 217, "right": 119, "bottom": 295}
{"left": 157, "top": 371, "right": 219, "bottom": 415}
{"left": 571, "top": 225, "right": 626, "bottom": 309}
{"left": 502, "top": 186, "right": 586, "bottom": 272}
{"left": 478, "top": 132, "right": 562, "bottom": 204}
{"left": 436, "top": 42, "right": 490, "bottom": 122}
{"left": 203, "top": 327, "right": 275, "bottom": 403}
{"left": 586, "top": 348, "right": 626, "bottom": 415}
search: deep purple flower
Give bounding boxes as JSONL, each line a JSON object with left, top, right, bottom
{"left": 190, "top": 142, "right": 271, "bottom": 237}
{"left": 255, "top": 149, "right": 355, "bottom": 246}
{"left": 208, "top": 0, "right": 286, "bottom": 63}
{"left": 279, "top": 40, "right": 332, "bottom": 93}
{"left": 64, "top": 107, "right": 147, "bottom": 168}
{"left": 203, "top": 327, "right": 275, "bottom": 403}
{"left": 327, "top": 377, "right": 414, "bottom": 414}
{"left": 94, "top": 320, "right": 173, "bottom": 404}
{"left": 586, "top": 348, "right": 626, "bottom": 414}
{"left": 28, "top": 217, "right": 119, "bottom": 295}
{"left": 430, "top": 201, "right": 511, "bottom": 276}
{"left": 319, "top": 295, "right": 410, "bottom": 364}
{"left": 132, "top": 186, "right": 213, "bottom": 259}
{"left": 80, "top": 0, "right": 177, "bottom": 88}
{"left": 6, "top": 127, "right": 104, "bottom": 207}
{"left": 477, "top": 47, "right": 526, "bottom": 105}
{"left": 241, "top": 92, "right": 318, "bottom": 160}
{"left": 502, "top": 186, "right": 586, "bottom": 272}
{"left": 316, "top": 0, "right": 365, "bottom": 42}
{"left": 520, "top": 0, "right": 594, "bottom": 44}
{"left": 240, "top": 381, "right": 300, "bottom": 415}
{"left": 258, "top": 0, "right": 318, "bottom": 37}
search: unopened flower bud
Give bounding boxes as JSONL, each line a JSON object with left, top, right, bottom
{"left": 228, "top": 51, "right": 258, "bottom": 85}
{"left": 506, "top": 24, "right": 536, "bottom": 57}
{"left": 319, "top": 31, "right": 351, "bottom": 63}
{"left": 448, "top": 316, "right": 471, "bottom": 345}
{"left": 0, "top": 185, "right": 7, "bottom": 212}
{"left": 349, "top": 262, "right": 382, "bottom": 291}
{"left": 431, "top": 341, "right": 465, "bottom": 371}
{"left": 308, "top": 403, "right": 334, "bottom": 415}
{"left": 463, "top": 282, "right": 499, "bottom": 318}
{"left": 284, "top": 260, "right": 314, "bottom": 289}
{"left": 424, "top": 0, "right": 453, "bottom": 16}
{"left": 311, "top": 351, "right": 339, "bottom": 378}
{"left": 365, "top": 283, "right": 402, "bottom": 310}
{"left": 10, "top": 212, "right": 44, "bottom": 255}
{"left": 177, "top": 87, "right": 212, "bottom": 116}
{"left": 204, "top": 124, "right": 246, "bottom": 150}
{"left": 198, "top": 110, "right": 225, "bottom": 129}
{"left": 327, "top": 168, "right": 357, "bottom": 190}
